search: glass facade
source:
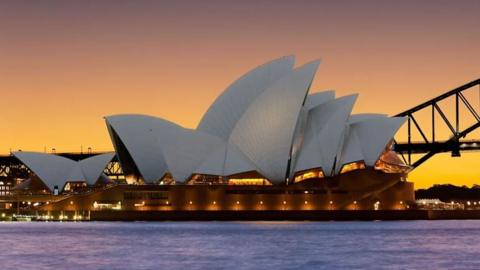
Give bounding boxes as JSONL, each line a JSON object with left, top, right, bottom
{"left": 375, "top": 142, "right": 412, "bottom": 174}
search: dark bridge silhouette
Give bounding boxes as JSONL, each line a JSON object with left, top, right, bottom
{"left": 393, "top": 78, "right": 480, "bottom": 168}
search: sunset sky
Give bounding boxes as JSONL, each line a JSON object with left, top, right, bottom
{"left": 1, "top": 0, "right": 479, "bottom": 188}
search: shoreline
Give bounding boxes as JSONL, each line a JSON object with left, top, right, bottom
{"left": 4, "top": 209, "right": 480, "bottom": 222}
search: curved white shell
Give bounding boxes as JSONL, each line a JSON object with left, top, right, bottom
{"left": 197, "top": 56, "right": 295, "bottom": 140}
{"left": 229, "top": 61, "right": 320, "bottom": 182}
{"left": 13, "top": 152, "right": 114, "bottom": 191}
{"left": 293, "top": 94, "right": 357, "bottom": 176}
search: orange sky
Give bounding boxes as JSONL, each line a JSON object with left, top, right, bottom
{"left": 1, "top": 1, "right": 479, "bottom": 188}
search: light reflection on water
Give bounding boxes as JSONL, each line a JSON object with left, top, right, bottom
{"left": 0, "top": 220, "right": 478, "bottom": 270}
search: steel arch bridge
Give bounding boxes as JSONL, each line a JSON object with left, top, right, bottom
{"left": 393, "top": 78, "right": 480, "bottom": 168}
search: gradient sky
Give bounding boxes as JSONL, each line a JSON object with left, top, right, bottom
{"left": 1, "top": 0, "right": 479, "bottom": 188}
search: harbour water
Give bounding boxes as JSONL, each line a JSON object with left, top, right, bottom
{"left": 0, "top": 221, "right": 478, "bottom": 270}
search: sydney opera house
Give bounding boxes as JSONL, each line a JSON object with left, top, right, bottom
{"left": 7, "top": 56, "right": 414, "bottom": 220}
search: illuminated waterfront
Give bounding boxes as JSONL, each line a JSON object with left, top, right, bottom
{"left": 0, "top": 221, "right": 479, "bottom": 269}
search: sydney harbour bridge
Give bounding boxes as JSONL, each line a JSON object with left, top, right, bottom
{"left": 1, "top": 78, "right": 479, "bottom": 185}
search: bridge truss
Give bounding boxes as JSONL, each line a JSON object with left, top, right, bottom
{"left": 393, "top": 78, "right": 480, "bottom": 168}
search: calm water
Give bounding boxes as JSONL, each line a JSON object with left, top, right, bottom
{"left": 0, "top": 221, "right": 479, "bottom": 270}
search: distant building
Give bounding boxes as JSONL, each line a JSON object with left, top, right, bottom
{"left": 416, "top": 199, "right": 464, "bottom": 210}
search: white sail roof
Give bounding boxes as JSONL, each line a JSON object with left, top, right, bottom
{"left": 304, "top": 90, "right": 335, "bottom": 110}
{"left": 159, "top": 129, "right": 225, "bottom": 181}
{"left": 349, "top": 113, "right": 388, "bottom": 124}
{"left": 223, "top": 143, "right": 260, "bottom": 176}
{"left": 229, "top": 60, "right": 320, "bottom": 182}
{"left": 335, "top": 113, "right": 390, "bottom": 174}
{"left": 103, "top": 56, "right": 406, "bottom": 185}
{"left": 293, "top": 94, "right": 357, "bottom": 176}
{"left": 193, "top": 142, "right": 259, "bottom": 177}
{"left": 107, "top": 114, "right": 253, "bottom": 182}
{"left": 193, "top": 143, "right": 228, "bottom": 176}
{"left": 288, "top": 90, "right": 337, "bottom": 179}
{"left": 79, "top": 152, "right": 116, "bottom": 184}
{"left": 197, "top": 56, "right": 295, "bottom": 140}
{"left": 105, "top": 114, "right": 178, "bottom": 183}
{"left": 335, "top": 126, "right": 365, "bottom": 174}
{"left": 349, "top": 117, "right": 406, "bottom": 166}
{"left": 13, "top": 152, "right": 76, "bottom": 191}
{"left": 13, "top": 152, "right": 115, "bottom": 191}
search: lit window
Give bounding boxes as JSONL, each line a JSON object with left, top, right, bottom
{"left": 228, "top": 178, "right": 271, "bottom": 185}
{"left": 187, "top": 174, "right": 223, "bottom": 185}
{"left": 293, "top": 169, "right": 324, "bottom": 183}
{"left": 340, "top": 161, "right": 366, "bottom": 174}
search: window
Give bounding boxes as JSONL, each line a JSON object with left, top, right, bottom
{"left": 293, "top": 168, "right": 324, "bottom": 183}
{"left": 339, "top": 161, "right": 366, "bottom": 174}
